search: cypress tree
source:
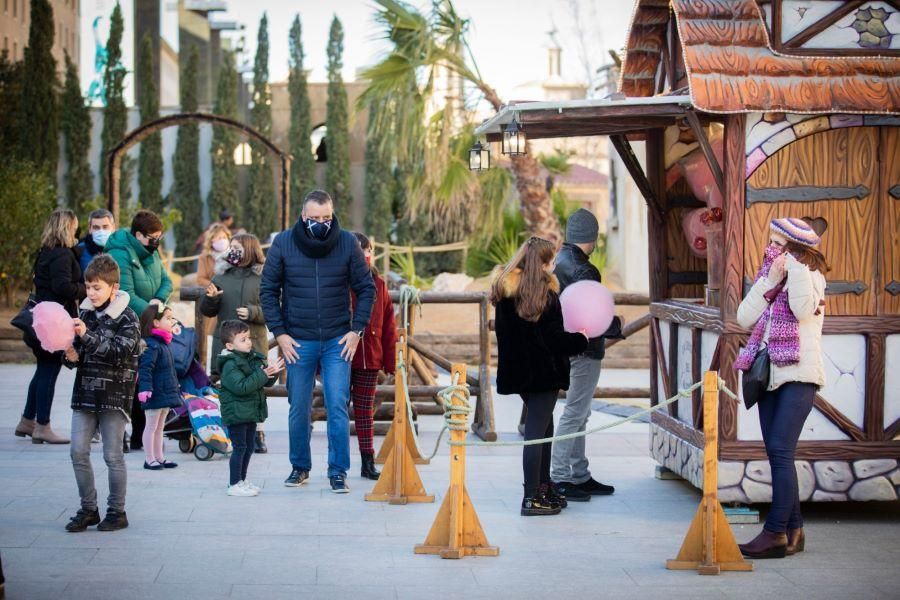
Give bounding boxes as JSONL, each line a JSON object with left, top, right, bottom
{"left": 18, "top": 0, "right": 58, "bottom": 179}
{"left": 99, "top": 2, "right": 131, "bottom": 201}
{"left": 137, "top": 33, "right": 163, "bottom": 213}
{"left": 171, "top": 44, "right": 202, "bottom": 258}
{"left": 325, "top": 16, "right": 352, "bottom": 224}
{"left": 246, "top": 13, "right": 275, "bottom": 238}
{"left": 288, "top": 14, "right": 314, "bottom": 220}
{"left": 60, "top": 52, "right": 93, "bottom": 214}
{"left": 0, "top": 54, "right": 24, "bottom": 163}
{"left": 208, "top": 51, "right": 241, "bottom": 225}
{"left": 363, "top": 101, "right": 393, "bottom": 242}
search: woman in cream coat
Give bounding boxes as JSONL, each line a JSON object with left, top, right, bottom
{"left": 735, "top": 217, "right": 828, "bottom": 560}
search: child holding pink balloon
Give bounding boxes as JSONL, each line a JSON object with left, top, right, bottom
{"left": 137, "top": 304, "right": 183, "bottom": 471}
{"left": 491, "top": 236, "right": 588, "bottom": 517}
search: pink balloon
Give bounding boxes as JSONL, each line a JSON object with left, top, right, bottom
{"left": 682, "top": 207, "right": 708, "bottom": 258}
{"left": 31, "top": 301, "right": 75, "bottom": 353}
{"left": 560, "top": 281, "right": 615, "bottom": 338}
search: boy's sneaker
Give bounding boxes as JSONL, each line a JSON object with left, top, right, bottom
{"left": 554, "top": 481, "right": 591, "bottom": 502}
{"left": 227, "top": 483, "right": 258, "bottom": 497}
{"left": 329, "top": 475, "right": 350, "bottom": 494}
{"left": 575, "top": 478, "right": 615, "bottom": 496}
{"left": 240, "top": 480, "right": 261, "bottom": 494}
{"left": 284, "top": 468, "right": 309, "bottom": 487}
{"left": 65, "top": 508, "right": 101, "bottom": 532}
{"left": 97, "top": 510, "right": 129, "bottom": 531}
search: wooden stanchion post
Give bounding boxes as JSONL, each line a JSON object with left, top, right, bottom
{"left": 666, "top": 371, "right": 752, "bottom": 575}
{"left": 415, "top": 364, "right": 499, "bottom": 559}
{"left": 366, "top": 329, "right": 434, "bottom": 505}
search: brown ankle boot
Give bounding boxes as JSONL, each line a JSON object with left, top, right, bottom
{"left": 739, "top": 528, "right": 787, "bottom": 559}
{"left": 786, "top": 528, "right": 805, "bottom": 555}
{"left": 15, "top": 416, "right": 36, "bottom": 438}
{"left": 32, "top": 423, "right": 70, "bottom": 445}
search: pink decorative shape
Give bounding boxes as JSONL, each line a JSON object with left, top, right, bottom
{"left": 559, "top": 281, "right": 615, "bottom": 338}
{"left": 745, "top": 147, "right": 768, "bottom": 178}
{"left": 682, "top": 208, "right": 708, "bottom": 258}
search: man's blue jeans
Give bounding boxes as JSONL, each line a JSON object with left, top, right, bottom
{"left": 286, "top": 336, "right": 351, "bottom": 477}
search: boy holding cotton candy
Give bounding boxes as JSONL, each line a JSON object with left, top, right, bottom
{"left": 62, "top": 255, "right": 141, "bottom": 532}
{"left": 550, "top": 208, "right": 623, "bottom": 502}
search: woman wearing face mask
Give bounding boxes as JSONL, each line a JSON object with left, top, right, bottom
{"left": 200, "top": 234, "right": 270, "bottom": 452}
{"left": 15, "top": 209, "right": 86, "bottom": 444}
{"left": 196, "top": 224, "right": 232, "bottom": 288}
{"left": 106, "top": 210, "right": 173, "bottom": 451}
{"left": 736, "top": 218, "right": 828, "bottom": 559}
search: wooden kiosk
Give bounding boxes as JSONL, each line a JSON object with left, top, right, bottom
{"left": 475, "top": 0, "right": 899, "bottom": 503}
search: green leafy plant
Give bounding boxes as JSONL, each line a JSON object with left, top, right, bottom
{"left": 390, "top": 249, "right": 429, "bottom": 289}
{"left": 466, "top": 209, "right": 525, "bottom": 276}
{"left": 0, "top": 161, "right": 56, "bottom": 305}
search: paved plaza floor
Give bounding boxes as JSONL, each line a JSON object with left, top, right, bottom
{"left": 0, "top": 364, "right": 898, "bottom": 599}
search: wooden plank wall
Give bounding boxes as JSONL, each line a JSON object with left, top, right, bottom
{"left": 880, "top": 127, "right": 900, "bottom": 315}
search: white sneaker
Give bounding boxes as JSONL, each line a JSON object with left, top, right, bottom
{"left": 227, "top": 483, "right": 257, "bottom": 497}
{"left": 240, "top": 480, "right": 261, "bottom": 493}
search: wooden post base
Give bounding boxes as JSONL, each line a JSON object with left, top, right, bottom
{"left": 365, "top": 426, "right": 434, "bottom": 504}
{"left": 375, "top": 418, "right": 429, "bottom": 465}
{"left": 666, "top": 498, "right": 753, "bottom": 574}
{"left": 415, "top": 485, "right": 499, "bottom": 559}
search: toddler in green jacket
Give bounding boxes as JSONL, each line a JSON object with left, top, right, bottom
{"left": 217, "top": 321, "right": 283, "bottom": 497}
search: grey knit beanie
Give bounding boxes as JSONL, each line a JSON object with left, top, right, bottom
{"left": 566, "top": 208, "right": 599, "bottom": 244}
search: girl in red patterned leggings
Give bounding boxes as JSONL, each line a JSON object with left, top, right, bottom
{"left": 350, "top": 232, "right": 397, "bottom": 480}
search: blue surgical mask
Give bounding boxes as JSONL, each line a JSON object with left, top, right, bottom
{"left": 92, "top": 230, "right": 111, "bottom": 247}
{"left": 305, "top": 218, "right": 332, "bottom": 241}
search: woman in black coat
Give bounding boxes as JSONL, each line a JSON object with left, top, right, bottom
{"left": 16, "top": 209, "right": 86, "bottom": 444}
{"left": 491, "top": 237, "right": 587, "bottom": 517}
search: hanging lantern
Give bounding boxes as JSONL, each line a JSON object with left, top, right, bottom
{"left": 501, "top": 114, "right": 526, "bottom": 156}
{"left": 468, "top": 140, "right": 491, "bottom": 171}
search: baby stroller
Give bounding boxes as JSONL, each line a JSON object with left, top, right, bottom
{"left": 163, "top": 323, "right": 232, "bottom": 461}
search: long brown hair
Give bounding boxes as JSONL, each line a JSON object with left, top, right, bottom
{"left": 489, "top": 236, "right": 556, "bottom": 322}
{"left": 785, "top": 242, "right": 830, "bottom": 274}
{"left": 231, "top": 233, "right": 265, "bottom": 269}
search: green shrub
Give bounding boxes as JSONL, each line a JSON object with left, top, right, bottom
{"left": 0, "top": 161, "right": 57, "bottom": 305}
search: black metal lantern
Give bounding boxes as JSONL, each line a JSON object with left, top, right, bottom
{"left": 501, "top": 114, "right": 526, "bottom": 156}
{"left": 468, "top": 140, "right": 491, "bottom": 171}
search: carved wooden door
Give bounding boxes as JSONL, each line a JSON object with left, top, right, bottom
{"left": 880, "top": 127, "right": 900, "bottom": 316}
{"left": 745, "top": 127, "right": 879, "bottom": 316}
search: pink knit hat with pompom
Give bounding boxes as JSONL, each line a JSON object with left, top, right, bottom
{"left": 770, "top": 217, "right": 820, "bottom": 247}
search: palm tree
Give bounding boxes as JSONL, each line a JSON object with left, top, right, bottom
{"left": 359, "top": 0, "right": 561, "bottom": 245}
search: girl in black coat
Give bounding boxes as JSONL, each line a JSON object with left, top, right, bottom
{"left": 491, "top": 237, "right": 588, "bottom": 516}
{"left": 16, "top": 209, "right": 86, "bottom": 444}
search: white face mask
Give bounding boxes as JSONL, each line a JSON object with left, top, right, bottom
{"left": 211, "top": 239, "right": 229, "bottom": 253}
{"left": 92, "top": 230, "right": 112, "bottom": 247}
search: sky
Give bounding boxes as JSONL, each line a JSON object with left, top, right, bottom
{"left": 218, "top": 0, "right": 635, "bottom": 101}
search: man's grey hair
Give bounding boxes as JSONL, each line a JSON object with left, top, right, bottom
{"left": 304, "top": 189, "right": 333, "bottom": 206}
{"left": 88, "top": 208, "right": 115, "bottom": 224}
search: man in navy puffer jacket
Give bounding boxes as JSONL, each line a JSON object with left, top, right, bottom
{"left": 260, "top": 190, "right": 375, "bottom": 493}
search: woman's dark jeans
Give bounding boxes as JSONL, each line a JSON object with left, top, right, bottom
{"left": 757, "top": 381, "right": 816, "bottom": 533}
{"left": 23, "top": 349, "right": 63, "bottom": 425}
{"left": 520, "top": 391, "right": 558, "bottom": 497}
{"left": 229, "top": 422, "right": 257, "bottom": 486}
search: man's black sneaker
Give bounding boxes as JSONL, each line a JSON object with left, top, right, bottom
{"left": 521, "top": 494, "right": 562, "bottom": 516}
{"left": 554, "top": 481, "right": 591, "bottom": 502}
{"left": 65, "top": 508, "right": 101, "bottom": 532}
{"left": 97, "top": 510, "right": 129, "bottom": 531}
{"left": 543, "top": 482, "right": 568, "bottom": 509}
{"left": 329, "top": 475, "right": 350, "bottom": 494}
{"left": 576, "top": 478, "right": 615, "bottom": 496}
{"left": 284, "top": 468, "right": 309, "bottom": 487}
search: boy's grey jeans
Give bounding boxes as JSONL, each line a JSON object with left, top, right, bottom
{"left": 550, "top": 355, "right": 602, "bottom": 485}
{"left": 70, "top": 409, "right": 128, "bottom": 512}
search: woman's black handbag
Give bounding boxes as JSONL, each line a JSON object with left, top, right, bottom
{"left": 742, "top": 347, "right": 770, "bottom": 410}
{"left": 10, "top": 253, "right": 40, "bottom": 350}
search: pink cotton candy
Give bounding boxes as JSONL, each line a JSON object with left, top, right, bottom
{"left": 560, "top": 280, "right": 615, "bottom": 338}
{"left": 31, "top": 301, "right": 76, "bottom": 352}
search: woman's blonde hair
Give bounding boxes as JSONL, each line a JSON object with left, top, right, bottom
{"left": 203, "top": 223, "right": 231, "bottom": 253}
{"left": 489, "top": 236, "right": 556, "bottom": 322}
{"left": 231, "top": 233, "right": 265, "bottom": 269}
{"left": 41, "top": 209, "right": 78, "bottom": 249}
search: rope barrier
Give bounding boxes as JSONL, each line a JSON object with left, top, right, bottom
{"left": 398, "top": 284, "right": 422, "bottom": 330}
